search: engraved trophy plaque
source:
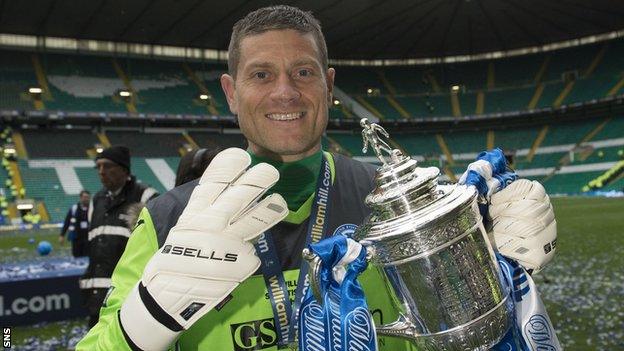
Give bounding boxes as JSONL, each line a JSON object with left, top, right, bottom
{"left": 307, "top": 118, "right": 513, "bottom": 350}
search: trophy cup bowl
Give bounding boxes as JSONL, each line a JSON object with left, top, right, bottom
{"left": 305, "top": 119, "right": 513, "bottom": 351}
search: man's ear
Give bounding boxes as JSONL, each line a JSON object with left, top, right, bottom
{"left": 326, "top": 67, "right": 335, "bottom": 104}
{"left": 220, "top": 73, "right": 238, "bottom": 114}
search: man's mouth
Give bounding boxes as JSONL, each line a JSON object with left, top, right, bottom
{"left": 265, "top": 111, "right": 305, "bottom": 121}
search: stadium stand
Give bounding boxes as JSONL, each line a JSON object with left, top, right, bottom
{"left": 2, "top": 37, "right": 624, "bottom": 120}
{"left": 0, "top": 51, "right": 38, "bottom": 111}
{"left": 20, "top": 129, "right": 97, "bottom": 158}
{"left": 105, "top": 130, "right": 184, "bottom": 157}
{"left": 1, "top": 35, "right": 623, "bottom": 223}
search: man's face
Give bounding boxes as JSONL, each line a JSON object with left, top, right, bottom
{"left": 221, "top": 29, "right": 335, "bottom": 162}
{"left": 79, "top": 193, "right": 90, "bottom": 206}
{"left": 95, "top": 159, "right": 127, "bottom": 191}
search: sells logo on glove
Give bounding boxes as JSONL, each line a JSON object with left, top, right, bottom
{"left": 161, "top": 244, "right": 238, "bottom": 262}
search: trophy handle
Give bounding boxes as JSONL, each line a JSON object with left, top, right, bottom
{"left": 302, "top": 248, "right": 324, "bottom": 304}
{"left": 376, "top": 314, "right": 416, "bottom": 340}
{"left": 302, "top": 245, "right": 377, "bottom": 305}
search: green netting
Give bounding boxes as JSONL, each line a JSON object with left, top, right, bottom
{"left": 42, "top": 53, "right": 118, "bottom": 77}
{"left": 324, "top": 133, "right": 366, "bottom": 156}
{"left": 333, "top": 66, "right": 383, "bottom": 95}
{"left": 495, "top": 55, "right": 543, "bottom": 87}
{"left": 563, "top": 77, "right": 617, "bottom": 105}
{"left": 0, "top": 50, "right": 38, "bottom": 110}
{"left": 394, "top": 96, "right": 431, "bottom": 117}
{"left": 19, "top": 156, "right": 181, "bottom": 222}
{"left": 541, "top": 119, "right": 599, "bottom": 146}
{"left": 436, "top": 62, "right": 488, "bottom": 91}
{"left": 131, "top": 158, "right": 167, "bottom": 194}
{"left": 516, "top": 152, "right": 566, "bottom": 169}
{"left": 18, "top": 159, "right": 85, "bottom": 222}
{"left": 188, "top": 132, "right": 247, "bottom": 149}
{"left": 542, "top": 44, "right": 597, "bottom": 82}
{"left": 536, "top": 81, "right": 566, "bottom": 108}
{"left": 365, "top": 96, "right": 402, "bottom": 120}
{"left": 484, "top": 86, "right": 534, "bottom": 113}
{"left": 574, "top": 146, "right": 624, "bottom": 165}
{"left": 443, "top": 130, "right": 486, "bottom": 154}
{"left": 382, "top": 67, "right": 430, "bottom": 94}
{"left": 106, "top": 131, "right": 184, "bottom": 157}
{"left": 392, "top": 133, "right": 440, "bottom": 156}
{"left": 493, "top": 127, "right": 539, "bottom": 151}
{"left": 22, "top": 129, "right": 98, "bottom": 158}
{"left": 543, "top": 171, "right": 604, "bottom": 194}
{"left": 592, "top": 116, "right": 624, "bottom": 140}
{"left": 425, "top": 94, "right": 453, "bottom": 116}
{"left": 458, "top": 93, "right": 477, "bottom": 116}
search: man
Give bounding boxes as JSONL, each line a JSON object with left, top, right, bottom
{"left": 80, "top": 145, "right": 159, "bottom": 329}
{"left": 78, "top": 6, "right": 556, "bottom": 350}
{"left": 59, "top": 190, "right": 91, "bottom": 257}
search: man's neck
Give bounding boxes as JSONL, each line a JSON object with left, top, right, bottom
{"left": 107, "top": 177, "right": 129, "bottom": 196}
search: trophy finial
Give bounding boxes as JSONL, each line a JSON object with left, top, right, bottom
{"left": 360, "top": 118, "right": 402, "bottom": 165}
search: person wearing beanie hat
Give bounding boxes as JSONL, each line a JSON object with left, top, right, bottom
{"left": 81, "top": 145, "right": 159, "bottom": 328}
{"left": 95, "top": 145, "right": 131, "bottom": 173}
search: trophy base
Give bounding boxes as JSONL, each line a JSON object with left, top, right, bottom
{"left": 378, "top": 295, "right": 513, "bottom": 351}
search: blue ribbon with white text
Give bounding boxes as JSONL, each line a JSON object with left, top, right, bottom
{"left": 298, "top": 235, "right": 377, "bottom": 351}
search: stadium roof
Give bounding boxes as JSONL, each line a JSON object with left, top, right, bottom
{"left": 0, "top": 0, "right": 623, "bottom": 60}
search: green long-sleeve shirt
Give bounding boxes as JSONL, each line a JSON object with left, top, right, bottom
{"left": 77, "top": 152, "right": 417, "bottom": 351}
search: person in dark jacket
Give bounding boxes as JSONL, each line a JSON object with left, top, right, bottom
{"left": 58, "top": 190, "right": 90, "bottom": 257}
{"left": 80, "top": 145, "right": 159, "bottom": 328}
{"left": 174, "top": 147, "right": 221, "bottom": 187}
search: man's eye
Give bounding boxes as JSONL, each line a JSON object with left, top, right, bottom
{"left": 254, "top": 72, "right": 268, "bottom": 79}
{"left": 298, "top": 69, "right": 312, "bottom": 77}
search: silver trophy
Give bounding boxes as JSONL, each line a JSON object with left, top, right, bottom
{"left": 306, "top": 118, "right": 513, "bottom": 350}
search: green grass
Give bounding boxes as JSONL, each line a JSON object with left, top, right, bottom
{"left": 533, "top": 197, "right": 624, "bottom": 350}
{"left": 4, "top": 197, "right": 624, "bottom": 350}
{"left": 0, "top": 227, "right": 72, "bottom": 263}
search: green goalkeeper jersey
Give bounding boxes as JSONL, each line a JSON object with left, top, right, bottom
{"left": 77, "top": 152, "right": 418, "bottom": 351}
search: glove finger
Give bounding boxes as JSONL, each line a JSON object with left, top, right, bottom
{"left": 176, "top": 207, "right": 235, "bottom": 233}
{"left": 178, "top": 183, "right": 229, "bottom": 223}
{"left": 490, "top": 179, "right": 546, "bottom": 205}
{"left": 490, "top": 198, "right": 549, "bottom": 221}
{"left": 199, "top": 148, "right": 251, "bottom": 185}
{"left": 223, "top": 193, "right": 288, "bottom": 241}
{"left": 177, "top": 148, "right": 251, "bottom": 226}
{"left": 491, "top": 217, "right": 545, "bottom": 238}
{"left": 212, "top": 163, "right": 280, "bottom": 223}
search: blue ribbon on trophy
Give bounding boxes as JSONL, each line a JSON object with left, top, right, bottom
{"left": 459, "top": 148, "right": 518, "bottom": 215}
{"left": 461, "top": 149, "right": 562, "bottom": 351}
{"left": 299, "top": 235, "right": 377, "bottom": 351}
{"left": 495, "top": 255, "right": 563, "bottom": 351}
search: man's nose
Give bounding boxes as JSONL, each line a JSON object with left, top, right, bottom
{"left": 270, "top": 73, "right": 300, "bottom": 103}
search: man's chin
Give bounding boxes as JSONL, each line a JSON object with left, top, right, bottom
{"left": 255, "top": 141, "right": 320, "bottom": 160}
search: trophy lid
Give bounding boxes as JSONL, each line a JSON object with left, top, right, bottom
{"left": 355, "top": 118, "right": 479, "bottom": 247}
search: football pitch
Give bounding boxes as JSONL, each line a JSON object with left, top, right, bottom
{"left": 3, "top": 196, "right": 623, "bottom": 350}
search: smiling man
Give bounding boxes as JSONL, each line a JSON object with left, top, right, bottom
{"left": 220, "top": 26, "right": 334, "bottom": 162}
{"left": 76, "top": 6, "right": 401, "bottom": 350}
{"left": 77, "top": 5, "right": 558, "bottom": 351}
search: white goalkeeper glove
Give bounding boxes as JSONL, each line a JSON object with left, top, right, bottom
{"left": 487, "top": 179, "right": 557, "bottom": 274}
{"left": 119, "top": 148, "right": 288, "bottom": 350}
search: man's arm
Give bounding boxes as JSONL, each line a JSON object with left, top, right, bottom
{"left": 76, "top": 207, "right": 159, "bottom": 351}
{"left": 60, "top": 207, "right": 72, "bottom": 237}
